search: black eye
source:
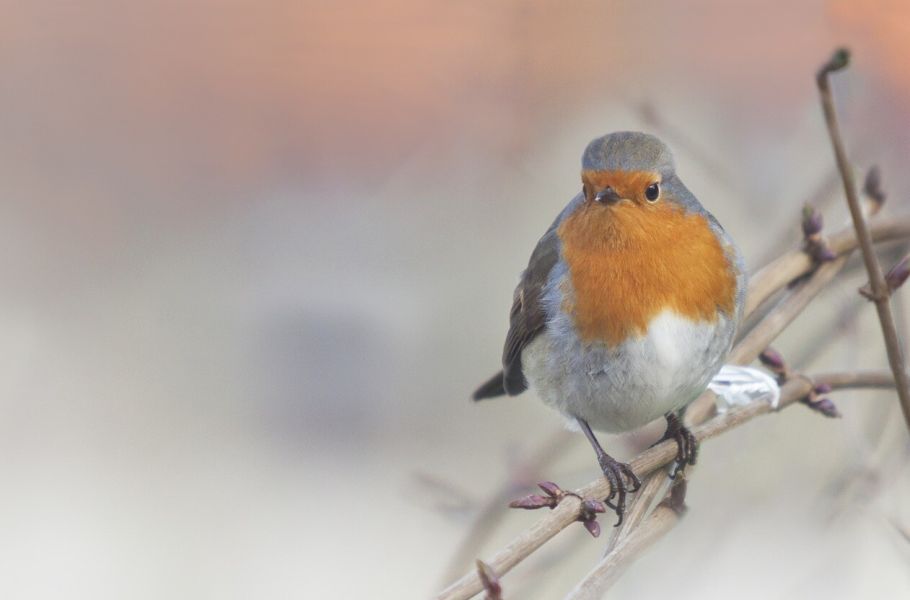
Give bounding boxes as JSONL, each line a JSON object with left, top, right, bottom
{"left": 645, "top": 182, "right": 660, "bottom": 202}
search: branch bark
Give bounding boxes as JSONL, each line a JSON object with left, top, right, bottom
{"left": 816, "top": 47, "right": 910, "bottom": 435}
{"left": 744, "top": 217, "right": 910, "bottom": 316}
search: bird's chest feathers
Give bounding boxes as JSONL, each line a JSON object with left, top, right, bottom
{"left": 556, "top": 201, "right": 737, "bottom": 346}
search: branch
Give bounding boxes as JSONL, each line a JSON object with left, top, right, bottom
{"left": 812, "top": 370, "right": 897, "bottom": 391}
{"left": 744, "top": 215, "right": 910, "bottom": 317}
{"left": 563, "top": 370, "right": 896, "bottom": 598}
{"left": 436, "top": 220, "right": 910, "bottom": 600}
{"left": 816, "top": 47, "right": 910, "bottom": 435}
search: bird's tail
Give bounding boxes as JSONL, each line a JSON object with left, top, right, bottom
{"left": 472, "top": 371, "right": 506, "bottom": 401}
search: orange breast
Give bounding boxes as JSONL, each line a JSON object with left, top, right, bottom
{"left": 556, "top": 200, "right": 738, "bottom": 346}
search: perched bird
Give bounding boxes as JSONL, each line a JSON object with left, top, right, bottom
{"left": 473, "top": 132, "right": 745, "bottom": 524}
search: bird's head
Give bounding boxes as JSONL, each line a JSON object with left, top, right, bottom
{"left": 580, "top": 132, "right": 676, "bottom": 208}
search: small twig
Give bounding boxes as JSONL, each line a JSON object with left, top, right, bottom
{"left": 812, "top": 370, "right": 897, "bottom": 391}
{"left": 816, "top": 47, "right": 910, "bottom": 434}
{"left": 744, "top": 216, "right": 910, "bottom": 317}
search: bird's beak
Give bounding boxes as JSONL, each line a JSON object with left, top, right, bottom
{"left": 594, "top": 187, "right": 622, "bottom": 204}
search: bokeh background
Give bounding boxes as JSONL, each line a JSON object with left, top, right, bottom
{"left": 1, "top": 1, "right": 909, "bottom": 598}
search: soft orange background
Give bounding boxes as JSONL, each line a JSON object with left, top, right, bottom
{"left": 1, "top": 1, "right": 909, "bottom": 598}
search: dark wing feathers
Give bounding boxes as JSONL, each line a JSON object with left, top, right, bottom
{"left": 472, "top": 212, "right": 564, "bottom": 401}
{"left": 500, "top": 227, "right": 560, "bottom": 395}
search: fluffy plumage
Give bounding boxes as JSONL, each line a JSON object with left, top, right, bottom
{"left": 473, "top": 131, "right": 745, "bottom": 436}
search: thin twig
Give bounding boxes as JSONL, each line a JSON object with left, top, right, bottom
{"left": 813, "top": 370, "right": 896, "bottom": 390}
{"left": 744, "top": 216, "right": 910, "bottom": 317}
{"left": 816, "top": 47, "right": 910, "bottom": 434}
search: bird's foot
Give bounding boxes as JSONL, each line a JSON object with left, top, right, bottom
{"left": 660, "top": 413, "right": 698, "bottom": 478}
{"left": 596, "top": 453, "right": 641, "bottom": 526}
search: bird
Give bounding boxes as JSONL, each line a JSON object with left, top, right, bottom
{"left": 473, "top": 131, "right": 745, "bottom": 524}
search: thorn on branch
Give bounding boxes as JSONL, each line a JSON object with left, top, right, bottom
{"left": 508, "top": 481, "right": 607, "bottom": 538}
{"left": 476, "top": 560, "right": 503, "bottom": 600}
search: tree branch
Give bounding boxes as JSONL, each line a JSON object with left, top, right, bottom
{"left": 816, "top": 47, "right": 910, "bottom": 435}
{"left": 744, "top": 216, "right": 910, "bottom": 317}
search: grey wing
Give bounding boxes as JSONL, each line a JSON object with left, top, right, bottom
{"left": 501, "top": 226, "right": 561, "bottom": 395}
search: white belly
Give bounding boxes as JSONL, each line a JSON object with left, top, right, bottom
{"left": 522, "top": 309, "right": 734, "bottom": 433}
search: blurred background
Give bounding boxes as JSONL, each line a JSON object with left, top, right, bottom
{"left": 1, "top": 0, "right": 909, "bottom": 598}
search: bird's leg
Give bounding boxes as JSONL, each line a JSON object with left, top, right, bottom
{"left": 577, "top": 418, "right": 641, "bottom": 526}
{"left": 659, "top": 412, "right": 698, "bottom": 478}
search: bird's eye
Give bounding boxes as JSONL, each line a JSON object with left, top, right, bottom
{"left": 645, "top": 182, "right": 660, "bottom": 202}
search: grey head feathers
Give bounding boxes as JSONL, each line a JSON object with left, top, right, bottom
{"left": 582, "top": 131, "right": 675, "bottom": 177}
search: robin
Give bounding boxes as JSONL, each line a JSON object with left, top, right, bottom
{"left": 473, "top": 131, "right": 745, "bottom": 524}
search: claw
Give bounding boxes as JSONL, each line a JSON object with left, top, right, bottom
{"left": 597, "top": 454, "right": 639, "bottom": 526}
{"left": 576, "top": 418, "right": 641, "bottom": 527}
{"left": 661, "top": 413, "right": 698, "bottom": 478}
